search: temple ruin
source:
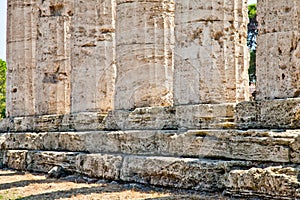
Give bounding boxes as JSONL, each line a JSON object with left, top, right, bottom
{"left": 1, "top": 0, "right": 300, "bottom": 198}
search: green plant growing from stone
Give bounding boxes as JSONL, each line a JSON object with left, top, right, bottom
{"left": 247, "top": 4, "right": 257, "bottom": 83}
{"left": 0, "top": 59, "right": 5, "bottom": 118}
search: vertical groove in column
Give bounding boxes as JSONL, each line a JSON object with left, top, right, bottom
{"left": 115, "top": 0, "right": 174, "bottom": 110}
{"left": 174, "top": 0, "right": 249, "bottom": 105}
{"left": 71, "top": 0, "right": 116, "bottom": 113}
{"left": 6, "top": 0, "right": 37, "bottom": 117}
{"left": 35, "top": 0, "right": 72, "bottom": 115}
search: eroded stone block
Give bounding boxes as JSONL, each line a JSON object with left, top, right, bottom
{"left": 3, "top": 150, "right": 27, "bottom": 170}
{"left": 120, "top": 155, "right": 249, "bottom": 191}
{"left": 236, "top": 98, "right": 300, "bottom": 129}
{"left": 26, "top": 151, "right": 80, "bottom": 173}
{"left": 76, "top": 154, "right": 122, "bottom": 180}
{"left": 226, "top": 167, "right": 300, "bottom": 199}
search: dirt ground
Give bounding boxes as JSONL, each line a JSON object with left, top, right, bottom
{"left": 0, "top": 169, "right": 225, "bottom": 200}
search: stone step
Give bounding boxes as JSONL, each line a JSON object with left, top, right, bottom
{"left": 0, "top": 104, "right": 236, "bottom": 133}
{"left": 1, "top": 150, "right": 249, "bottom": 192}
{"left": 2, "top": 150, "right": 300, "bottom": 199}
{"left": 225, "top": 167, "right": 300, "bottom": 199}
{"left": 237, "top": 98, "right": 300, "bottom": 129}
{"left": 1, "top": 129, "right": 300, "bottom": 163}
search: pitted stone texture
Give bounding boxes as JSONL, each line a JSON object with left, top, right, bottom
{"left": 39, "top": 0, "right": 74, "bottom": 17}
{"left": 26, "top": 151, "right": 80, "bottom": 173}
{"left": 6, "top": 1, "right": 39, "bottom": 117}
{"left": 175, "top": 0, "right": 247, "bottom": 23}
{"left": 71, "top": 0, "right": 116, "bottom": 113}
{"left": 36, "top": 16, "right": 71, "bottom": 115}
{"left": 290, "top": 134, "right": 300, "bottom": 163}
{"left": 226, "top": 167, "right": 300, "bottom": 199}
{"left": 115, "top": 0, "right": 174, "bottom": 110}
{"left": 106, "top": 104, "right": 236, "bottom": 130}
{"left": 120, "top": 156, "right": 249, "bottom": 192}
{"left": 0, "top": 112, "right": 106, "bottom": 133}
{"left": 3, "top": 150, "right": 28, "bottom": 170}
{"left": 236, "top": 99, "right": 300, "bottom": 129}
{"left": 174, "top": 0, "right": 249, "bottom": 105}
{"left": 76, "top": 154, "right": 122, "bottom": 180}
{"left": 0, "top": 104, "right": 236, "bottom": 133}
{"left": 256, "top": 32, "right": 300, "bottom": 100}
{"left": 2, "top": 129, "right": 296, "bottom": 163}
{"left": 7, "top": 0, "right": 116, "bottom": 117}
{"left": 258, "top": 0, "right": 300, "bottom": 34}
{"left": 105, "top": 107, "right": 177, "bottom": 130}
{"left": 176, "top": 104, "right": 236, "bottom": 129}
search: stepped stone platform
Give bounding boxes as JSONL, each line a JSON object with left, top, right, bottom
{"left": 1, "top": 100, "right": 300, "bottom": 199}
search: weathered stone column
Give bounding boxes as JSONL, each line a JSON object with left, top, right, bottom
{"left": 6, "top": 0, "right": 39, "bottom": 116}
{"left": 256, "top": 0, "right": 300, "bottom": 100}
{"left": 174, "top": 0, "right": 249, "bottom": 105}
{"left": 71, "top": 0, "right": 116, "bottom": 113}
{"left": 7, "top": 0, "right": 73, "bottom": 116}
{"left": 35, "top": 1, "right": 73, "bottom": 115}
{"left": 115, "top": 0, "right": 174, "bottom": 110}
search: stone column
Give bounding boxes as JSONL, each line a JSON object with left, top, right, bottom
{"left": 71, "top": 0, "right": 116, "bottom": 113}
{"left": 115, "top": 0, "right": 175, "bottom": 110}
{"left": 256, "top": 0, "right": 300, "bottom": 100}
{"left": 35, "top": 0, "right": 73, "bottom": 115}
{"left": 174, "top": 0, "right": 249, "bottom": 105}
{"left": 6, "top": 0, "right": 39, "bottom": 117}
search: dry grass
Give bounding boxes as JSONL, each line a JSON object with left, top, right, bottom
{"left": 0, "top": 169, "right": 225, "bottom": 200}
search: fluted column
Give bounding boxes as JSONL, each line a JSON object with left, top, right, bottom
{"left": 174, "top": 0, "right": 249, "bottom": 105}
{"left": 6, "top": 0, "right": 38, "bottom": 116}
{"left": 256, "top": 0, "right": 300, "bottom": 100}
{"left": 115, "top": 0, "right": 175, "bottom": 110}
{"left": 71, "top": 0, "right": 116, "bottom": 113}
{"left": 35, "top": 0, "right": 73, "bottom": 115}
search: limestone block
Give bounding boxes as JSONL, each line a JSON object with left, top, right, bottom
{"left": 258, "top": 0, "right": 300, "bottom": 34}
{"left": 64, "top": 112, "right": 106, "bottom": 131}
{"left": 2, "top": 133, "right": 44, "bottom": 150}
{"left": 236, "top": 98, "right": 300, "bottom": 129}
{"left": 26, "top": 151, "right": 80, "bottom": 173}
{"left": 71, "top": 0, "right": 116, "bottom": 113}
{"left": 3, "top": 150, "right": 28, "bottom": 170}
{"left": 156, "top": 130, "right": 293, "bottom": 163}
{"left": 105, "top": 107, "right": 177, "bottom": 130}
{"left": 120, "top": 155, "right": 249, "bottom": 191}
{"left": 175, "top": 104, "right": 236, "bottom": 129}
{"left": 289, "top": 134, "right": 300, "bottom": 163}
{"left": 6, "top": 1, "right": 39, "bottom": 116}
{"left": 2, "top": 129, "right": 295, "bottom": 163}
{"left": 34, "top": 114, "right": 64, "bottom": 132}
{"left": 256, "top": 31, "right": 300, "bottom": 100}
{"left": 76, "top": 154, "right": 122, "bottom": 180}
{"left": 226, "top": 167, "right": 300, "bottom": 198}
{"left": 84, "top": 131, "right": 121, "bottom": 153}
{"left": 115, "top": 0, "right": 174, "bottom": 109}
{"left": 174, "top": 4, "right": 249, "bottom": 105}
